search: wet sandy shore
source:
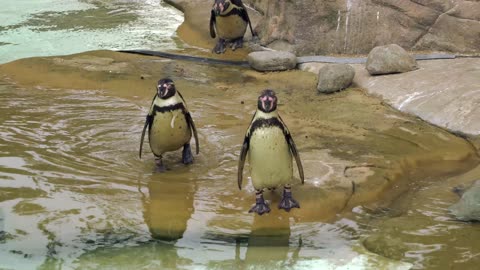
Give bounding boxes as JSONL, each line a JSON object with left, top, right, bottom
{"left": 1, "top": 50, "right": 478, "bottom": 221}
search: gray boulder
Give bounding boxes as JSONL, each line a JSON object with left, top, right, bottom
{"left": 366, "top": 44, "right": 417, "bottom": 75}
{"left": 317, "top": 64, "right": 355, "bottom": 94}
{"left": 247, "top": 51, "right": 297, "bottom": 71}
{"left": 449, "top": 180, "right": 480, "bottom": 222}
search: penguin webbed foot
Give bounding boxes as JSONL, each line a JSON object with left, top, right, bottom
{"left": 251, "top": 34, "right": 260, "bottom": 44}
{"left": 249, "top": 201, "right": 270, "bottom": 215}
{"left": 278, "top": 188, "right": 300, "bottom": 212}
{"left": 213, "top": 39, "right": 226, "bottom": 54}
{"left": 230, "top": 37, "right": 244, "bottom": 51}
{"left": 154, "top": 157, "right": 167, "bottom": 173}
{"left": 182, "top": 144, "right": 194, "bottom": 165}
{"left": 249, "top": 194, "right": 270, "bottom": 215}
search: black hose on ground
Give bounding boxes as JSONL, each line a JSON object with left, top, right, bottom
{"left": 118, "top": 49, "right": 477, "bottom": 67}
{"left": 117, "top": 49, "right": 250, "bottom": 67}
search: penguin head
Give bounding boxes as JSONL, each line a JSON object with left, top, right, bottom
{"left": 157, "top": 78, "right": 176, "bottom": 99}
{"left": 213, "top": 0, "right": 231, "bottom": 16}
{"left": 257, "top": 89, "right": 278, "bottom": 113}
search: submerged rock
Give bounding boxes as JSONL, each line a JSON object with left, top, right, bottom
{"left": 449, "top": 180, "right": 480, "bottom": 221}
{"left": 53, "top": 56, "right": 129, "bottom": 73}
{"left": 366, "top": 44, "right": 417, "bottom": 75}
{"left": 363, "top": 232, "right": 409, "bottom": 261}
{"left": 316, "top": 63, "right": 355, "bottom": 93}
{"left": 247, "top": 51, "right": 297, "bottom": 71}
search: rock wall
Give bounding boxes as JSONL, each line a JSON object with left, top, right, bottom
{"left": 245, "top": 0, "right": 480, "bottom": 55}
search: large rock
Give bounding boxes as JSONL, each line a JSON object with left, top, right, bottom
{"left": 449, "top": 180, "right": 480, "bottom": 221}
{"left": 366, "top": 44, "right": 417, "bottom": 75}
{"left": 317, "top": 63, "right": 355, "bottom": 93}
{"left": 244, "top": 0, "right": 480, "bottom": 55}
{"left": 351, "top": 58, "right": 480, "bottom": 136}
{"left": 247, "top": 51, "right": 297, "bottom": 71}
{"left": 414, "top": 12, "right": 480, "bottom": 53}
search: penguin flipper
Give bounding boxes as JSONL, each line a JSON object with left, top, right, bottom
{"left": 278, "top": 115, "right": 304, "bottom": 184}
{"left": 236, "top": 0, "right": 256, "bottom": 37}
{"left": 238, "top": 111, "right": 257, "bottom": 190}
{"left": 139, "top": 94, "right": 157, "bottom": 159}
{"left": 286, "top": 133, "right": 304, "bottom": 184}
{"left": 139, "top": 114, "right": 153, "bottom": 159}
{"left": 210, "top": 10, "right": 216, "bottom": 38}
{"left": 238, "top": 135, "right": 250, "bottom": 190}
{"left": 177, "top": 90, "right": 200, "bottom": 155}
{"left": 186, "top": 112, "right": 200, "bottom": 155}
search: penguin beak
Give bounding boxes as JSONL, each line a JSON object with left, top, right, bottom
{"left": 259, "top": 94, "right": 277, "bottom": 112}
{"left": 264, "top": 101, "right": 271, "bottom": 111}
{"left": 260, "top": 96, "right": 272, "bottom": 112}
{"left": 161, "top": 88, "right": 169, "bottom": 98}
{"left": 158, "top": 84, "right": 170, "bottom": 98}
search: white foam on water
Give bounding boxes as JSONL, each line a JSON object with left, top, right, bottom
{"left": 0, "top": 0, "right": 183, "bottom": 64}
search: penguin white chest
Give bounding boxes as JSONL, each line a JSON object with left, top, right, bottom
{"left": 248, "top": 127, "right": 293, "bottom": 189}
{"left": 149, "top": 110, "right": 191, "bottom": 156}
{"left": 216, "top": 15, "right": 247, "bottom": 40}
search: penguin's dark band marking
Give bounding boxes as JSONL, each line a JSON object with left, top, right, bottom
{"left": 220, "top": 7, "right": 247, "bottom": 21}
{"left": 153, "top": 103, "right": 185, "bottom": 114}
{"left": 250, "top": 117, "right": 286, "bottom": 135}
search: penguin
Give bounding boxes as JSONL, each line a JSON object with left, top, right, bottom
{"left": 238, "top": 89, "right": 304, "bottom": 215}
{"left": 210, "top": 0, "right": 255, "bottom": 54}
{"left": 139, "top": 78, "right": 199, "bottom": 170}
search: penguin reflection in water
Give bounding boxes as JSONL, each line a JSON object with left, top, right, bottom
{"left": 139, "top": 78, "right": 199, "bottom": 170}
{"left": 210, "top": 0, "right": 255, "bottom": 54}
{"left": 238, "top": 90, "right": 304, "bottom": 215}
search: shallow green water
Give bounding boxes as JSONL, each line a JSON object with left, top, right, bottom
{"left": 1, "top": 71, "right": 478, "bottom": 268}
{"left": 0, "top": 82, "right": 418, "bottom": 269}
{"left": 0, "top": 0, "right": 183, "bottom": 64}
